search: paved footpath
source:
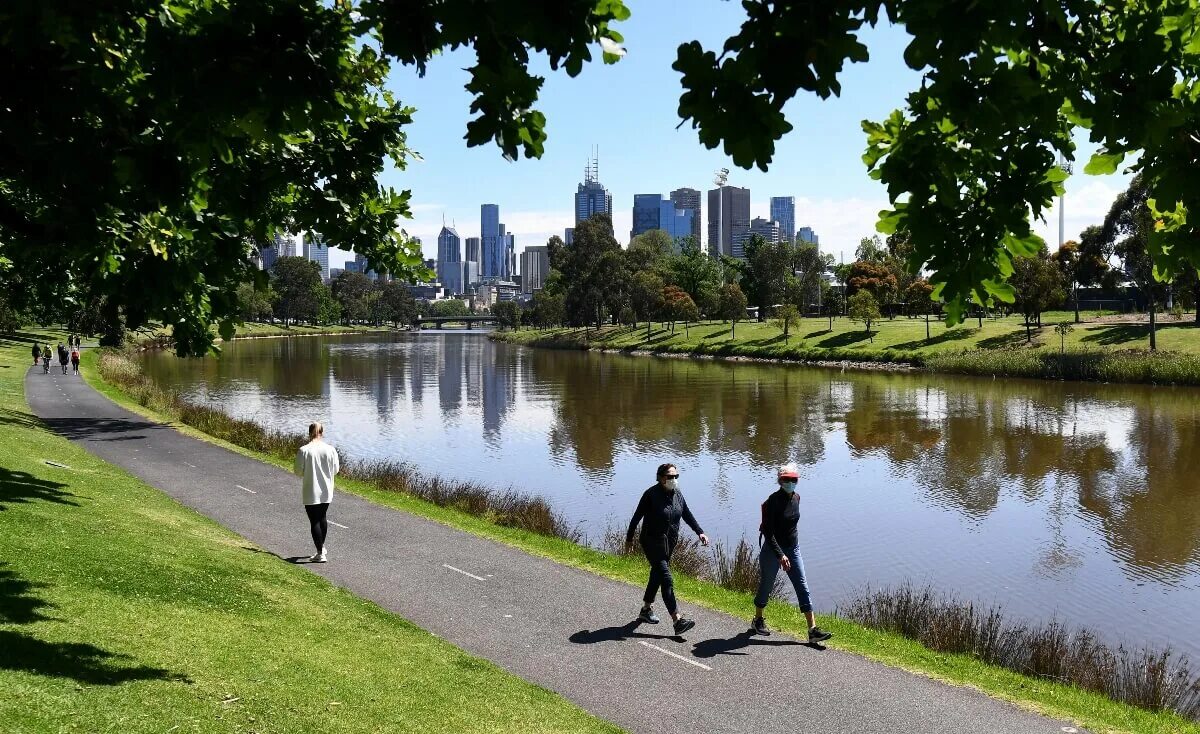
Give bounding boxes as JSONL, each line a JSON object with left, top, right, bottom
{"left": 26, "top": 364, "right": 1084, "bottom": 734}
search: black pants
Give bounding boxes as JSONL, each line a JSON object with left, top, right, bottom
{"left": 304, "top": 502, "right": 329, "bottom": 552}
{"left": 642, "top": 535, "right": 678, "bottom": 616}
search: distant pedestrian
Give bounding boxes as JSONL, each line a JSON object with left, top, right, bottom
{"left": 750, "top": 463, "right": 832, "bottom": 643}
{"left": 56, "top": 343, "right": 69, "bottom": 374}
{"left": 41, "top": 345, "right": 51, "bottom": 373}
{"left": 70, "top": 346, "right": 80, "bottom": 374}
{"left": 31, "top": 342, "right": 40, "bottom": 366}
{"left": 293, "top": 421, "right": 340, "bottom": 563}
{"left": 626, "top": 463, "right": 709, "bottom": 635}
{"left": 75, "top": 335, "right": 82, "bottom": 348}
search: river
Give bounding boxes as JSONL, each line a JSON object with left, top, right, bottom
{"left": 140, "top": 331, "right": 1200, "bottom": 659}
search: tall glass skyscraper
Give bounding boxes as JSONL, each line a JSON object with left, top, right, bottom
{"left": 574, "top": 153, "right": 612, "bottom": 226}
{"left": 670, "top": 187, "right": 702, "bottom": 241}
{"left": 303, "top": 233, "right": 330, "bottom": 281}
{"left": 707, "top": 186, "right": 751, "bottom": 258}
{"left": 437, "top": 226, "right": 463, "bottom": 294}
{"left": 770, "top": 196, "right": 796, "bottom": 242}
{"left": 631, "top": 193, "right": 695, "bottom": 245}
{"left": 481, "top": 204, "right": 503, "bottom": 278}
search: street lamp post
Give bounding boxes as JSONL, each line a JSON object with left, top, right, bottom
{"left": 1057, "top": 154, "right": 1074, "bottom": 249}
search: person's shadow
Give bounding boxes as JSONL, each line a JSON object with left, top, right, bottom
{"left": 570, "top": 620, "right": 685, "bottom": 644}
{"left": 691, "top": 630, "right": 823, "bottom": 658}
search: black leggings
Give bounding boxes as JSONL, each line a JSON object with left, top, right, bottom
{"left": 304, "top": 503, "right": 329, "bottom": 551}
{"left": 642, "top": 538, "right": 677, "bottom": 616}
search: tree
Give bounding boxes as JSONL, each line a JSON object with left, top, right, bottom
{"left": 661, "top": 286, "right": 698, "bottom": 334}
{"left": 773, "top": 304, "right": 801, "bottom": 343}
{"left": 848, "top": 291, "right": 881, "bottom": 342}
{"left": 561, "top": 214, "right": 622, "bottom": 328}
{"left": 630, "top": 271, "right": 666, "bottom": 337}
{"left": 235, "top": 282, "right": 274, "bottom": 323}
{"left": 380, "top": 281, "right": 417, "bottom": 327}
{"left": 717, "top": 282, "right": 748, "bottom": 339}
{"left": 666, "top": 239, "right": 722, "bottom": 309}
{"left": 271, "top": 257, "right": 322, "bottom": 326}
{"left": 492, "top": 300, "right": 521, "bottom": 331}
{"left": 744, "top": 235, "right": 793, "bottom": 319}
{"left": 1102, "top": 175, "right": 1168, "bottom": 350}
{"left": 847, "top": 260, "right": 898, "bottom": 308}
{"left": 792, "top": 243, "right": 831, "bottom": 315}
{"left": 855, "top": 235, "right": 887, "bottom": 263}
{"left": 315, "top": 285, "right": 341, "bottom": 326}
{"left": 528, "top": 291, "right": 565, "bottom": 329}
{"left": 823, "top": 290, "right": 845, "bottom": 331}
{"left": 1056, "top": 227, "right": 1112, "bottom": 324}
{"left": 629, "top": 229, "right": 674, "bottom": 263}
{"left": 1011, "top": 246, "right": 1066, "bottom": 342}
{"left": 332, "top": 271, "right": 375, "bottom": 324}
{"left": 1054, "top": 322, "right": 1074, "bottom": 355}
{"left": 431, "top": 299, "right": 469, "bottom": 318}
{"left": 905, "top": 279, "right": 935, "bottom": 340}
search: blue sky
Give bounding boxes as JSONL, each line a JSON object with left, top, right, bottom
{"left": 334, "top": 0, "right": 1129, "bottom": 269}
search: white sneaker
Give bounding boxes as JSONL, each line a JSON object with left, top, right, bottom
{"left": 309, "top": 550, "right": 327, "bottom": 563}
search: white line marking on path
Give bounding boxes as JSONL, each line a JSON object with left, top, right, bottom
{"left": 183, "top": 462, "right": 196, "bottom": 468}
{"left": 442, "top": 564, "right": 486, "bottom": 581}
{"left": 329, "top": 521, "right": 349, "bottom": 529}
{"left": 637, "top": 641, "right": 712, "bottom": 671}
{"left": 235, "top": 485, "right": 257, "bottom": 494}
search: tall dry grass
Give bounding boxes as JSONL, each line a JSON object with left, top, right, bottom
{"left": 839, "top": 583, "right": 1200, "bottom": 721}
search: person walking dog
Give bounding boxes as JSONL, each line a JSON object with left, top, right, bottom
{"left": 294, "top": 422, "right": 340, "bottom": 563}
{"left": 751, "top": 462, "right": 832, "bottom": 643}
{"left": 626, "top": 463, "right": 709, "bottom": 635}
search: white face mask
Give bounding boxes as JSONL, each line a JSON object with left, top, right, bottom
{"left": 779, "top": 480, "right": 797, "bottom": 494}
{"left": 663, "top": 478, "right": 679, "bottom": 491}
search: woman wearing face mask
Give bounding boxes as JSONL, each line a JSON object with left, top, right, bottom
{"left": 626, "top": 463, "right": 709, "bottom": 635}
{"left": 751, "top": 462, "right": 832, "bottom": 643}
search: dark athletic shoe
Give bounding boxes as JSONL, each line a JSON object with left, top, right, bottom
{"left": 638, "top": 608, "right": 660, "bottom": 624}
{"left": 751, "top": 617, "right": 771, "bottom": 636}
{"left": 808, "top": 626, "right": 832, "bottom": 643}
{"left": 673, "top": 617, "right": 696, "bottom": 635}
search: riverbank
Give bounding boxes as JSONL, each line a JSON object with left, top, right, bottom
{"left": 0, "top": 330, "right": 618, "bottom": 734}
{"left": 135, "top": 321, "right": 402, "bottom": 349}
{"left": 491, "top": 317, "right": 1200, "bottom": 385}
{"left": 85, "top": 346, "right": 1200, "bottom": 733}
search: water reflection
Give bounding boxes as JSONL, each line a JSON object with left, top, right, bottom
{"left": 142, "top": 333, "right": 1200, "bottom": 655}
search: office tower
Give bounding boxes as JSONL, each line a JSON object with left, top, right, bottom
{"left": 465, "top": 236, "right": 480, "bottom": 266}
{"left": 303, "top": 233, "right": 330, "bottom": 281}
{"left": 750, "top": 217, "right": 781, "bottom": 244}
{"left": 481, "top": 203, "right": 502, "bottom": 278}
{"left": 258, "top": 242, "right": 277, "bottom": 271}
{"left": 564, "top": 228, "right": 574, "bottom": 246}
{"left": 670, "top": 187, "right": 703, "bottom": 241}
{"left": 797, "top": 226, "right": 820, "bottom": 246}
{"left": 574, "top": 150, "right": 612, "bottom": 225}
{"left": 707, "top": 185, "right": 751, "bottom": 258}
{"left": 520, "top": 245, "right": 550, "bottom": 295}
{"left": 770, "top": 196, "right": 796, "bottom": 242}
{"left": 631, "top": 194, "right": 696, "bottom": 244}
{"left": 437, "top": 225, "right": 463, "bottom": 294}
{"left": 506, "top": 234, "right": 516, "bottom": 281}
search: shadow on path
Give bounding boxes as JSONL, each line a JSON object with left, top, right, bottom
{"left": 0, "top": 466, "right": 77, "bottom": 511}
{"left": 691, "top": 630, "right": 818, "bottom": 659}
{"left": 40, "top": 416, "right": 164, "bottom": 442}
{"left": 570, "top": 620, "right": 684, "bottom": 644}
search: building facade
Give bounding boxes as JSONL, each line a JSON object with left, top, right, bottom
{"left": 669, "top": 187, "right": 702, "bottom": 242}
{"left": 631, "top": 194, "right": 697, "bottom": 243}
{"left": 797, "top": 226, "right": 820, "bottom": 246}
{"left": 770, "top": 196, "right": 796, "bottom": 242}
{"left": 437, "top": 226, "right": 463, "bottom": 294}
{"left": 303, "top": 233, "right": 330, "bottom": 281}
{"left": 574, "top": 155, "right": 612, "bottom": 225}
{"left": 564, "top": 228, "right": 574, "bottom": 246}
{"left": 481, "top": 204, "right": 501, "bottom": 278}
{"left": 750, "top": 217, "right": 781, "bottom": 244}
{"left": 519, "top": 245, "right": 550, "bottom": 295}
{"left": 707, "top": 186, "right": 751, "bottom": 258}
{"left": 465, "top": 236, "right": 481, "bottom": 275}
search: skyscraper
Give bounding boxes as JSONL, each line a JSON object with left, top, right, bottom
{"left": 707, "top": 186, "right": 751, "bottom": 258}
{"left": 797, "top": 226, "right": 820, "bottom": 246}
{"left": 303, "top": 233, "right": 330, "bottom": 281}
{"left": 465, "top": 236, "right": 480, "bottom": 266}
{"left": 564, "top": 228, "right": 575, "bottom": 246}
{"left": 437, "top": 226, "right": 463, "bottom": 294}
{"left": 481, "top": 203, "right": 502, "bottom": 278}
{"left": 750, "top": 217, "right": 781, "bottom": 244}
{"left": 770, "top": 196, "right": 796, "bottom": 242}
{"left": 574, "top": 151, "right": 612, "bottom": 225}
{"left": 631, "top": 194, "right": 663, "bottom": 239}
{"left": 519, "top": 245, "right": 550, "bottom": 295}
{"left": 670, "top": 187, "right": 702, "bottom": 241}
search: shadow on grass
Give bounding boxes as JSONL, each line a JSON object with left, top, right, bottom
{"left": 814, "top": 330, "right": 873, "bottom": 348}
{"left": 1075, "top": 322, "right": 1197, "bottom": 346}
{"left": 691, "top": 631, "right": 816, "bottom": 658}
{"left": 891, "top": 327, "right": 976, "bottom": 351}
{"left": 0, "top": 563, "right": 54, "bottom": 624}
{"left": 569, "top": 620, "right": 684, "bottom": 644}
{"left": 0, "top": 407, "right": 43, "bottom": 430}
{"left": 977, "top": 329, "right": 1035, "bottom": 349}
{"left": 0, "top": 466, "right": 78, "bottom": 511}
{"left": 702, "top": 328, "right": 732, "bottom": 340}
{"left": 0, "top": 630, "right": 187, "bottom": 685}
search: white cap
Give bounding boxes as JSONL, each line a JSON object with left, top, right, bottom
{"left": 777, "top": 462, "right": 799, "bottom": 479}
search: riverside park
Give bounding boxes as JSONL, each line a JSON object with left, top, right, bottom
{"left": 5, "top": 2, "right": 1200, "bottom": 734}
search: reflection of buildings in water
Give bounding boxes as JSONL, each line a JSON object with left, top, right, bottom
{"left": 439, "top": 336, "right": 464, "bottom": 417}
{"left": 481, "top": 342, "right": 516, "bottom": 440}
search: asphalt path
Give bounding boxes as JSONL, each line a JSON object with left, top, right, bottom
{"left": 25, "top": 363, "right": 1086, "bottom": 734}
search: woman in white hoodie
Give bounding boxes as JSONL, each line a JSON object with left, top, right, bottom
{"left": 294, "top": 422, "right": 340, "bottom": 563}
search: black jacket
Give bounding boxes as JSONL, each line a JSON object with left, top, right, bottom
{"left": 761, "top": 489, "right": 800, "bottom": 557}
{"left": 626, "top": 484, "right": 704, "bottom": 550}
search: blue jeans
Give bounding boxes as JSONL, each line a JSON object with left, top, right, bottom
{"left": 755, "top": 545, "right": 812, "bottom": 612}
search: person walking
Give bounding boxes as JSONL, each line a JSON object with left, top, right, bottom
{"left": 626, "top": 463, "right": 709, "bottom": 635}
{"left": 56, "top": 343, "right": 69, "bottom": 374}
{"left": 750, "top": 463, "right": 832, "bottom": 643}
{"left": 293, "top": 421, "right": 340, "bottom": 563}
{"left": 31, "top": 342, "right": 40, "bottom": 366}
{"left": 70, "top": 345, "right": 80, "bottom": 375}
{"left": 41, "top": 345, "right": 51, "bottom": 374}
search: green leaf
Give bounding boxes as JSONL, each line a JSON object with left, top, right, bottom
{"left": 981, "top": 279, "right": 1016, "bottom": 303}
{"left": 1083, "top": 150, "right": 1124, "bottom": 175}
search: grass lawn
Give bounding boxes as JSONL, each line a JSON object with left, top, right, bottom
{"left": 0, "top": 328, "right": 620, "bottom": 734}
{"left": 80, "top": 348, "right": 1198, "bottom": 734}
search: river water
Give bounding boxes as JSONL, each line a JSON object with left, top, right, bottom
{"left": 141, "top": 332, "right": 1200, "bottom": 658}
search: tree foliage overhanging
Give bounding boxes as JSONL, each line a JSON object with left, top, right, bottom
{"left": 6, "top": 0, "right": 1200, "bottom": 353}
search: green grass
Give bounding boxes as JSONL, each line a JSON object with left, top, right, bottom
{"left": 136, "top": 321, "right": 398, "bottom": 349}
{"left": 0, "top": 330, "right": 621, "bottom": 734}
{"left": 494, "top": 312, "right": 1200, "bottom": 385}
{"left": 80, "top": 349, "right": 1200, "bottom": 734}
